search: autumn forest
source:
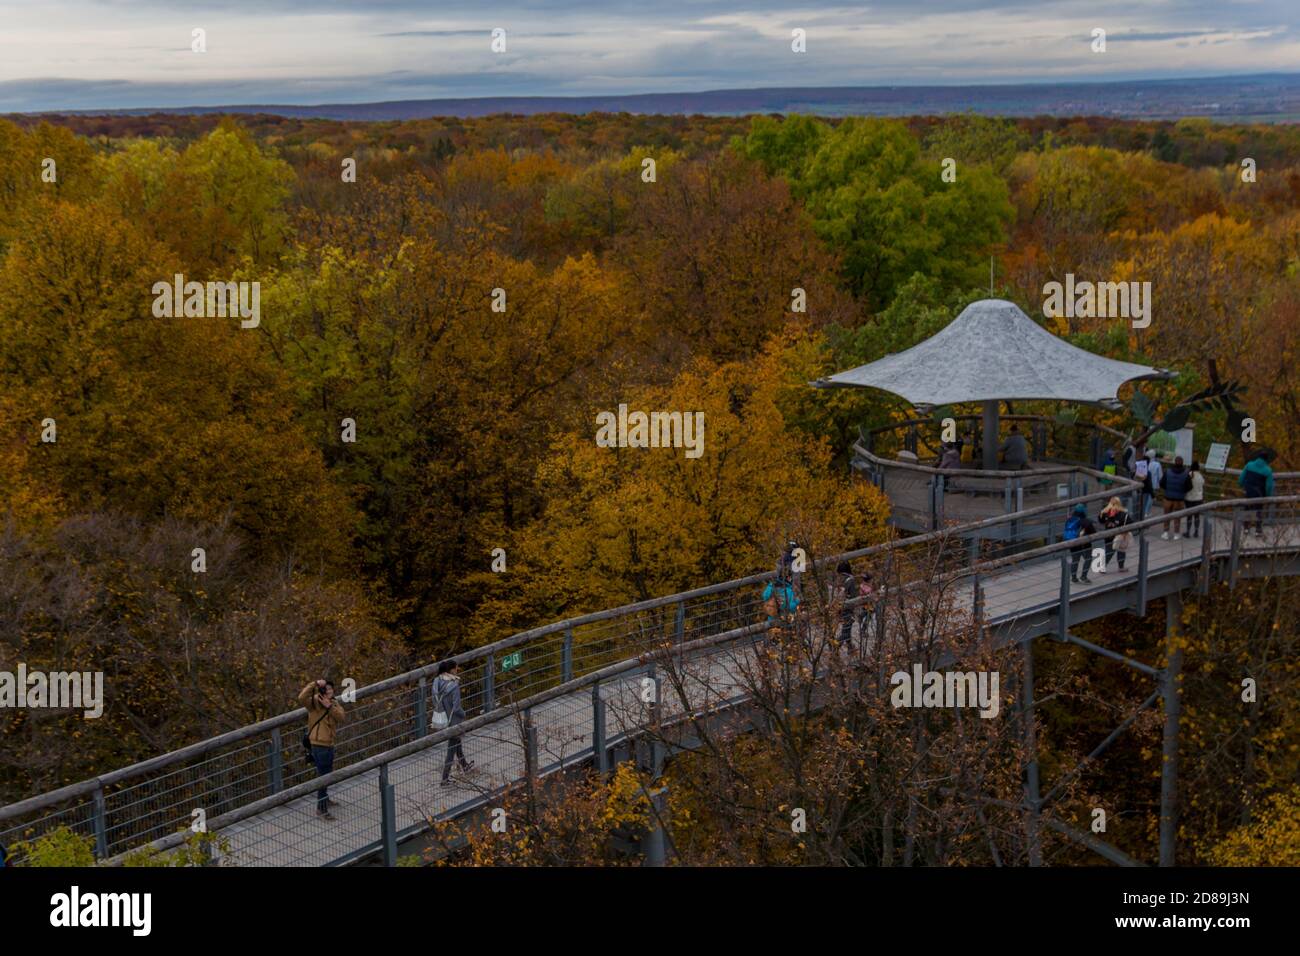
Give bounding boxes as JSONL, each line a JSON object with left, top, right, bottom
{"left": 2, "top": 108, "right": 1299, "bottom": 866}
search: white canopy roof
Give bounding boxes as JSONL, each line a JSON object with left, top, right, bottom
{"left": 813, "top": 299, "right": 1171, "bottom": 407}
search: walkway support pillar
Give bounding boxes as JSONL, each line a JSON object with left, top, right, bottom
{"left": 1022, "top": 637, "right": 1043, "bottom": 866}
{"left": 982, "top": 400, "right": 1000, "bottom": 471}
{"left": 642, "top": 786, "right": 668, "bottom": 867}
{"left": 1159, "top": 592, "right": 1184, "bottom": 867}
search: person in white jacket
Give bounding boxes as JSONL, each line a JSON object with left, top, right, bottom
{"left": 1185, "top": 460, "right": 1206, "bottom": 537}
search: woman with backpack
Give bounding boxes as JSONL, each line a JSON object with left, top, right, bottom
{"left": 1064, "top": 502, "right": 1097, "bottom": 584}
{"left": 432, "top": 660, "right": 475, "bottom": 788}
{"left": 1099, "top": 497, "right": 1132, "bottom": 572}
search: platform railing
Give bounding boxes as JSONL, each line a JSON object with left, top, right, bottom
{"left": 1, "top": 469, "right": 1294, "bottom": 862}
{"left": 79, "top": 494, "right": 1300, "bottom": 867}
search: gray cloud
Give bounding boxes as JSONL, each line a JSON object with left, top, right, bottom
{"left": 1, "top": 0, "right": 1296, "bottom": 111}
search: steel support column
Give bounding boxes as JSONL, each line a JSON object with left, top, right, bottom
{"left": 1159, "top": 592, "right": 1184, "bottom": 867}
{"left": 1022, "top": 637, "right": 1042, "bottom": 866}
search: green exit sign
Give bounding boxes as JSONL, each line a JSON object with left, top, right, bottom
{"left": 501, "top": 651, "right": 523, "bottom": 671}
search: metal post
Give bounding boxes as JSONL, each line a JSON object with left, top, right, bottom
{"left": 642, "top": 786, "right": 668, "bottom": 867}
{"left": 1022, "top": 637, "right": 1042, "bottom": 866}
{"left": 982, "top": 400, "right": 999, "bottom": 471}
{"left": 1198, "top": 513, "right": 1212, "bottom": 595}
{"left": 1228, "top": 508, "right": 1242, "bottom": 588}
{"left": 928, "top": 476, "right": 938, "bottom": 531}
{"left": 485, "top": 654, "right": 495, "bottom": 710}
{"left": 269, "top": 728, "right": 284, "bottom": 794}
{"left": 416, "top": 676, "right": 428, "bottom": 739}
{"left": 1136, "top": 535, "right": 1149, "bottom": 616}
{"left": 1058, "top": 554, "right": 1070, "bottom": 641}
{"left": 1004, "top": 478, "right": 1012, "bottom": 515}
{"left": 934, "top": 474, "right": 945, "bottom": 525}
{"left": 1159, "top": 592, "right": 1184, "bottom": 867}
{"left": 592, "top": 682, "right": 608, "bottom": 774}
{"left": 562, "top": 627, "right": 574, "bottom": 682}
{"left": 92, "top": 785, "right": 108, "bottom": 859}
{"left": 674, "top": 600, "right": 685, "bottom": 645}
{"left": 524, "top": 708, "right": 537, "bottom": 781}
{"left": 379, "top": 763, "right": 397, "bottom": 867}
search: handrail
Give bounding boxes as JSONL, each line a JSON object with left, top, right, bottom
{"left": 99, "top": 493, "right": 1300, "bottom": 866}
{"left": 99, "top": 619, "right": 772, "bottom": 865}
{"left": 866, "top": 413, "right": 1130, "bottom": 444}
{"left": 0, "top": 468, "right": 1132, "bottom": 824}
{"left": 2, "top": 461, "right": 1294, "bottom": 850}
{"left": 852, "top": 443, "right": 1139, "bottom": 483}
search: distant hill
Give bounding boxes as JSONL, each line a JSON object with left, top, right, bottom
{"left": 22, "top": 73, "right": 1300, "bottom": 123}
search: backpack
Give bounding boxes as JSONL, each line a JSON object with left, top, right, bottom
{"left": 1063, "top": 515, "right": 1084, "bottom": 541}
{"left": 430, "top": 677, "right": 451, "bottom": 730}
{"left": 301, "top": 707, "right": 331, "bottom": 763}
{"left": 1133, "top": 459, "right": 1149, "bottom": 480}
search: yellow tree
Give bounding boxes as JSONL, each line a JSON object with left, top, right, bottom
{"left": 467, "top": 343, "right": 891, "bottom": 642}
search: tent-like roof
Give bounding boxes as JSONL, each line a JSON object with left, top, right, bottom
{"left": 812, "top": 299, "right": 1171, "bottom": 407}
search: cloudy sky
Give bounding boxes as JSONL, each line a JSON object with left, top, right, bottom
{"left": 1, "top": 0, "right": 1296, "bottom": 112}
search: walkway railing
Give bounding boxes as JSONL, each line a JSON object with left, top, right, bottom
{"left": 1, "top": 471, "right": 1296, "bottom": 862}
{"left": 852, "top": 447, "right": 1138, "bottom": 531}
{"left": 87, "top": 493, "right": 1300, "bottom": 867}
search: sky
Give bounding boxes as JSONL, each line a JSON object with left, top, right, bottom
{"left": 1, "top": 0, "right": 1297, "bottom": 112}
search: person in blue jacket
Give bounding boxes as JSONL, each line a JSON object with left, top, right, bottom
{"left": 1239, "top": 449, "right": 1276, "bottom": 534}
{"left": 761, "top": 571, "right": 799, "bottom": 630}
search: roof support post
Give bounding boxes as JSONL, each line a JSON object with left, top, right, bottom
{"left": 982, "top": 400, "right": 999, "bottom": 471}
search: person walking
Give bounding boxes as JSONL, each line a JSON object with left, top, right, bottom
{"left": 1185, "top": 460, "right": 1205, "bottom": 537}
{"left": 1099, "top": 497, "right": 1132, "bottom": 572}
{"left": 762, "top": 566, "right": 800, "bottom": 634}
{"left": 1134, "top": 449, "right": 1157, "bottom": 519}
{"left": 1239, "top": 449, "right": 1276, "bottom": 535}
{"left": 834, "top": 561, "right": 859, "bottom": 645}
{"left": 298, "top": 678, "right": 345, "bottom": 819}
{"left": 1064, "top": 503, "right": 1097, "bottom": 584}
{"left": 433, "top": 660, "right": 475, "bottom": 787}
{"left": 1160, "top": 455, "right": 1191, "bottom": 539}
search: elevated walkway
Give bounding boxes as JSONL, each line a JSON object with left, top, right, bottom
{"left": 2, "top": 481, "right": 1297, "bottom": 866}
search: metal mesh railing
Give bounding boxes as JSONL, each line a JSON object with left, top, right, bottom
{"left": 176, "top": 495, "right": 1300, "bottom": 867}
{"left": 3, "top": 469, "right": 1296, "bottom": 863}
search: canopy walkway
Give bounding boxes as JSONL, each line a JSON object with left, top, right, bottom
{"left": 3, "top": 469, "right": 1297, "bottom": 867}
